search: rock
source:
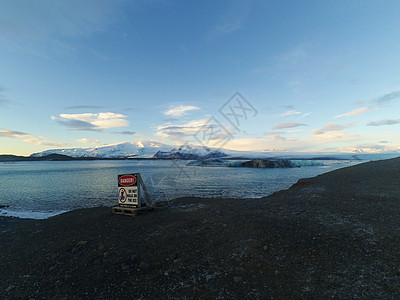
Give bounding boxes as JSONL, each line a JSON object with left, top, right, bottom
{"left": 233, "top": 276, "right": 242, "bottom": 283}
{"left": 139, "top": 261, "right": 150, "bottom": 270}
{"left": 6, "top": 285, "right": 15, "bottom": 292}
{"left": 263, "top": 246, "right": 268, "bottom": 251}
{"left": 76, "top": 241, "right": 88, "bottom": 246}
{"left": 130, "top": 254, "right": 138, "bottom": 262}
{"left": 121, "top": 264, "right": 130, "bottom": 272}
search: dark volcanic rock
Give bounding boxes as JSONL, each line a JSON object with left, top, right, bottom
{"left": 241, "top": 159, "right": 296, "bottom": 168}
{"left": 2, "top": 157, "right": 400, "bottom": 299}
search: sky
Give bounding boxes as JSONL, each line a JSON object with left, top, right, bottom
{"left": 1, "top": 0, "right": 400, "bottom": 156}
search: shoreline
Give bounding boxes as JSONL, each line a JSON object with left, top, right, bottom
{"left": 1, "top": 157, "right": 400, "bottom": 298}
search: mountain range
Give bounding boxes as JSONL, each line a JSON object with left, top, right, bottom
{"left": 25, "top": 141, "right": 400, "bottom": 161}
{"left": 30, "top": 141, "right": 234, "bottom": 159}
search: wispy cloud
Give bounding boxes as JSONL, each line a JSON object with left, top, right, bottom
{"left": 0, "top": 129, "right": 67, "bottom": 147}
{"left": 76, "top": 138, "right": 100, "bottom": 144}
{"left": 280, "top": 110, "right": 301, "bottom": 117}
{"left": 278, "top": 44, "right": 308, "bottom": 65}
{"left": 370, "top": 90, "right": 400, "bottom": 106}
{"left": 51, "top": 112, "right": 129, "bottom": 131}
{"left": 212, "top": 0, "right": 250, "bottom": 36}
{"left": 164, "top": 105, "right": 200, "bottom": 118}
{"left": 334, "top": 106, "right": 377, "bottom": 118}
{"left": 267, "top": 129, "right": 304, "bottom": 135}
{"left": 336, "top": 90, "right": 400, "bottom": 119}
{"left": 155, "top": 119, "right": 230, "bottom": 144}
{"left": 312, "top": 122, "right": 356, "bottom": 135}
{"left": 0, "top": 129, "right": 27, "bottom": 138}
{"left": 272, "top": 122, "right": 307, "bottom": 130}
{"left": 367, "top": 119, "right": 400, "bottom": 126}
{"left": 113, "top": 130, "right": 136, "bottom": 136}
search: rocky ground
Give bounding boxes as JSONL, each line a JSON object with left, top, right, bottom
{"left": 1, "top": 157, "right": 400, "bottom": 299}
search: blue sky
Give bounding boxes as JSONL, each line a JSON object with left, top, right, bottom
{"left": 1, "top": 0, "right": 400, "bottom": 155}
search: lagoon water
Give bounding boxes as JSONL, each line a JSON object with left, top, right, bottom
{"left": 0, "top": 159, "right": 365, "bottom": 218}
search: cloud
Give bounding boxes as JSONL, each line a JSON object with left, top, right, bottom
{"left": 0, "top": 1, "right": 125, "bottom": 40}
{"left": 0, "top": 129, "right": 27, "bottom": 138}
{"left": 367, "top": 119, "right": 400, "bottom": 126}
{"left": 156, "top": 119, "right": 208, "bottom": 139}
{"left": 280, "top": 110, "right": 301, "bottom": 117}
{"left": 21, "top": 136, "right": 68, "bottom": 147}
{"left": 51, "top": 112, "right": 129, "bottom": 131}
{"left": 371, "top": 90, "right": 400, "bottom": 106}
{"left": 224, "top": 136, "right": 299, "bottom": 152}
{"left": 156, "top": 118, "right": 232, "bottom": 145}
{"left": 278, "top": 45, "right": 308, "bottom": 65}
{"left": 164, "top": 105, "right": 200, "bottom": 118}
{"left": 267, "top": 129, "right": 304, "bottom": 135}
{"left": 113, "top": 131, "right": 136, "bottom": 136}
{"left": 272, "top": 122, "right": 306, "bottom": 130}
{"left": 334, "top": 106, "right": 377, "bottom": 118}
{"left": 0, "top": 129, "right": 67, "bottom": 147}
{"left": 216, "top": 23, "right": 242, "bottom": 35}
{"left": 337, "top": 91, "right": 400, "bottom": 119}
{"left": 212, "top": 0, "right": 250, "bottom": 36}
{"left": 312, "top": 122, "right": 355, "bottom": 135}
{"left": 76, "top": 138, "right": 100, "bottom": 144}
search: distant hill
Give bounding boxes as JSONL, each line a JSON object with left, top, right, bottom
{"left": 0, "top": 154, "right": 76, "bottom": 162}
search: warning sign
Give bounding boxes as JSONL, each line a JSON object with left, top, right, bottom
{"left": 118, "top": 174, "right": 139, "bottom": 207}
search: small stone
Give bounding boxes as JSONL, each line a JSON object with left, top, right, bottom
{"left": 263, "top": 246, "right": 268, "bottom": 251}
{"left": 121, "top": 264, "right": 130, "bottom": 272}
{"left": 76, "top": 241, "right": 88, "bottom": 246}
{"left": 139, "top": 261, "right": 150, "bottom": 270}
{"left": 6, "top": 285, "right": 15, "bottom": 292}
{"left": 130, "top": 254, "right": 138, "bottom": 261}
{"left": 233, "top": 276, "right": 242, "bottom": 283}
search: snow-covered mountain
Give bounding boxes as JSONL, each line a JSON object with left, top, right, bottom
{"left": 30, "top": 140, "right": 400, "bottom": 160}
{"left": 30, "top": 141, "right": 230, "bottom": 159}
{"left": 30, "top": 141, "right": 169, "bottom": 158}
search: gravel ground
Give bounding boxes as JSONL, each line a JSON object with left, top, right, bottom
{"left": 1, "top": 157, "right": 400, "bottom": 299}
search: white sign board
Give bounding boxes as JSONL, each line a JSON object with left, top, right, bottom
{"left": 118, "top": 174, "right": 140, "bottom": 207}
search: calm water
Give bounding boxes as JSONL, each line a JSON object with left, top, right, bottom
{"left": 0, "top": 159, "right": 361, "bottom": 218}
